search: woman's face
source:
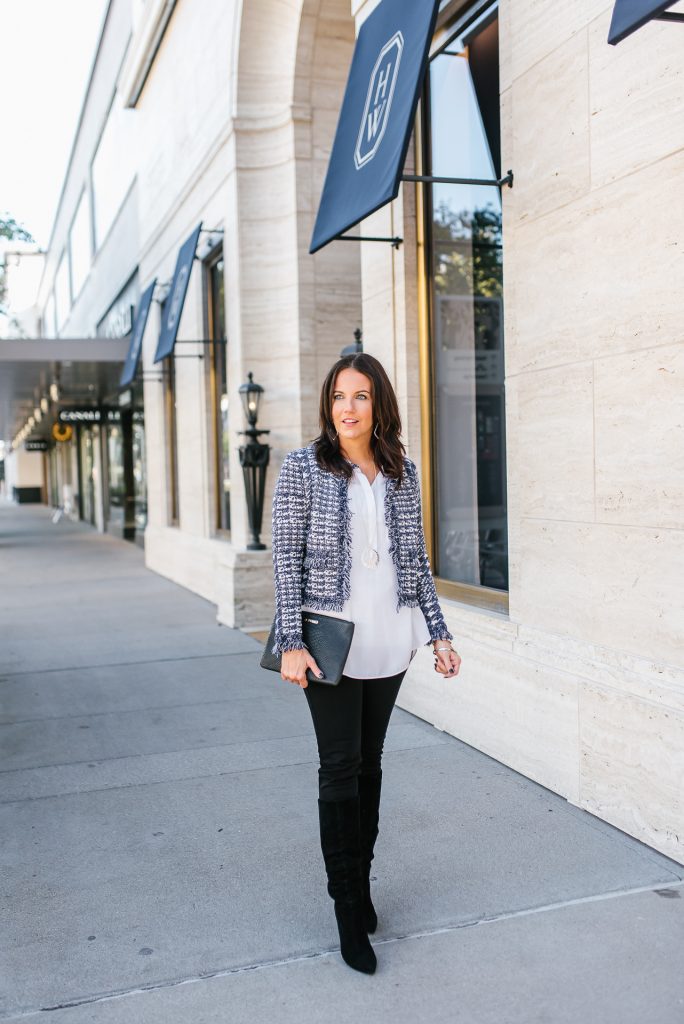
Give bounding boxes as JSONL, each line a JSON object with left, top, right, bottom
{"left": 331, "top": 368, "right": 374, "bottom": 447}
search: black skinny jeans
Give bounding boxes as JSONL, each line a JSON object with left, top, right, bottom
{"left": 303, "top": 670, "right": 406, "bottom": 802}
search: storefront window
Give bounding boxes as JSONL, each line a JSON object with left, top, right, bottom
{"left": 162, "top": 300, "right": 180, "bottom": 525}
{"left": 207, "top": 254, "right": 230, "bottom": 532}
{"left": 78, "top": 426, "right": 96, "bottom": 526}
{"left": 102, "top": 395, "right": 147, "bottom": 543}
{"left": 423, "top": 2, "right": 508, "bottom": 599}
{"left": 107, "top": 422, "right": 125, "bottom": 531}
{"left": 48, "top": 449, "right": 60, "bottom": 507}
{"left": 132, "top": 410, "right": 147, "bottom": 534}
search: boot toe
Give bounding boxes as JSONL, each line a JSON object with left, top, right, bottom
{"left": 340, "top": 940, "right": 377, "bottom": 974}
{"left": 334, "top": 904, "right": 378, "bottom": 974}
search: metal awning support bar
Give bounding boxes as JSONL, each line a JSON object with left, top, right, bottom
{"left": 336, "top": 234, "right": 404, "bottom": 248}
{"left": 655, "top": 10, "right": 684, "bottom": 19}
{"left": 403, "top": 169, "right": 514, "bottom": 188}
{"left": 330, "top": 169, "right": 513, "bottom": 248}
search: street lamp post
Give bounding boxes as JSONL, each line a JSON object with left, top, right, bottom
{"left": 238, "top": 372, "right": 270, "bottom": 550}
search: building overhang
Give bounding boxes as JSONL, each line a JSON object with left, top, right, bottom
{"left": 0, "top": 337, "right": 129, "bottom": 444}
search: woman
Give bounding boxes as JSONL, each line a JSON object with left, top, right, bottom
{"left": 270, "top": 352, "right": 461, "bottom": 975}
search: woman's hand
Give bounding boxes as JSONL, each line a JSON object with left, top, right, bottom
{"left": 433, "top": 641, "right": 461, "bottom": 677}
{"left": 281, "top": 648, "right": 324, "bottom": 689}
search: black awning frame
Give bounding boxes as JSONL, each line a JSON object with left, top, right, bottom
{"left": 335, "top": 169, "right": 514, "bottom": 247}
{"left": 608, "top": 0, "right": 684, "bottom": 44}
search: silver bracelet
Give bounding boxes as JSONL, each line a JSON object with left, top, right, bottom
{"left": 434, "top": 646, "right": 453, "bottom": 652}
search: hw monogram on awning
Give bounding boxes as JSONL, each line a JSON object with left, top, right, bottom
{"left": 309, "top": 0, "right": 441, "bottom": 254}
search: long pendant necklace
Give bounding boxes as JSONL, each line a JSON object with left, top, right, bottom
{"left": 360, "top": 467, "right": 381, "bottom": 569}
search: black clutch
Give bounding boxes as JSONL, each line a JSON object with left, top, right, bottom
{"left": 260, "top": 612, "right": 355, "bottom": 686}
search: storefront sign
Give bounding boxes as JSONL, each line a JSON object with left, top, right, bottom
{"left": 58, "top": 408, "right": 103, "bottom": 423}
{"left": 310, "top": 0, "right": 440, "bottom": 253}
{"left": 97, "top": 274, "right": 138, "bottom": 338}
{"left": 120, "top": 279, "right": 157, "bottom": 388}
{"left": 608, "top": 0, "right": 678, "bottom": 43}
{"left": 24, "top": 440, "right": 50, "bottom": 451}
{"left": 153, "top": 223, "right": 203, "bottom": 362}
{"left": 52, "top": 422, "right": 73, "bottom": 443}
{"left": 57, "top": 408, "right": 124, "bottom": 425}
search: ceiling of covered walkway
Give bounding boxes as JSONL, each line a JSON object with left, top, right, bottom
{"left": 0, "top": 337, "right": 129, "bottom": 443}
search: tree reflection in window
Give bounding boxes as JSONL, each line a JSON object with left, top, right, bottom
{"left": 425, "top": 3, "right": 508, "bottom": 593}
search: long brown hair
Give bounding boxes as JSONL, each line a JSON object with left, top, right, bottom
{"left": 312, "top": 353, "right": 407, "bottom": 484}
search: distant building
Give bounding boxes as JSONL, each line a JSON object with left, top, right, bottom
{"left": 0, "top": 244, "right": 44, "bottom": 339}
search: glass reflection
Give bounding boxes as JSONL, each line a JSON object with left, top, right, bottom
{"left": 210, "top": 257, "right": 230, "bottom": 532}
{"left": 132, "top": 413, "right": 147, "bottom": 532}
{"left": 427, "top": 6, "right": 508, "bottom": 592}
{"left": 107, "top": 423, "right": 125, "bottom": 531}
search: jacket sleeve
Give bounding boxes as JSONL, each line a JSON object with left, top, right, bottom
{"left": 270, "top": 452, "right": 308, "bottom": 655}
{"left": 409, "top": 461, "right": 454, "bottom": 646}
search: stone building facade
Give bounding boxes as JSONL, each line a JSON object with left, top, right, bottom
{"left": 28, "top": 0, "right": 683, "bottom": 864}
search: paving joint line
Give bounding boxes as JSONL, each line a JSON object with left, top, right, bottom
{"left": 0, "top": 732, "right": 317, "bottom": 778}
{"left": 0, "top": 722, "right": 437, "bottom": 781}
{"left": 3, "top": 877, "right": 683, "bottom": 1019}
{"left": 0, "top": 740, "right": 446, "bottom": 804}
{"left": 0, "top": 693, "right": 294, "bottom": 726}
{"left": 0, "top": 650, "right": 261, "bottom": 679}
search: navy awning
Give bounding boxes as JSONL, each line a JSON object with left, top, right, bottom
{"left": 119, "top": 279, "right": 157, "bottom": 388}
{"left": 310, "top": 0, "right": 441, "bottom": 254}
{"left": 153, "top": 222, "right": 203, "bottom": 363}
{"left": 608, "top": 0, "right": 680, "bottom": 43}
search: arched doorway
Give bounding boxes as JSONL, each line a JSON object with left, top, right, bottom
{"left": 231, "top": 0, "right": 361, "bottom": 450}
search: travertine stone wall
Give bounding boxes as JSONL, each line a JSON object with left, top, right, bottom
{"left": 354, "top": 0, "right": 684, "bottom": 863}
{"left": 138, "top": 0, "right": 361, "bottom": 625}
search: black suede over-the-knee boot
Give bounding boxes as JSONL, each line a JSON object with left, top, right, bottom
{"left": 358, "top": 771, "right": 383, "bottom": 933}
{"left": 318, "top": 796, "right": 377, "bottom": 974}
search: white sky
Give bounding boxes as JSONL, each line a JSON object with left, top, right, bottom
{"left": 0, "top": 0, "right": 108, "bottom": 249}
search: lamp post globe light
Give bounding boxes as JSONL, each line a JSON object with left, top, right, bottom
{"left": 238, "top": 372, "right": 270, "bottom": 550}
{"left": 340, "top": 327, "right": 363, "bottom": 357}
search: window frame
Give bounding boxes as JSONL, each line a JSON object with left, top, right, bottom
{"left": 416, "top": 0, "right": 509, "bottom": 616}
{"left": 68, "top": 187, "right": 93, "bottom": 303}
{"left": 203, "top": 246, "right": 230, "bottom": 537}
{"left": 161, "top": 294, "right": 180, "bottom": 527}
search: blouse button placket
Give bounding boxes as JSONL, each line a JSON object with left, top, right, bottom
{"left": 357, "top": 469, "right": 380, "bottom": 569}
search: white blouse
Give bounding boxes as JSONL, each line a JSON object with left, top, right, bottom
{"left": 301, "top": 466, "right": 431, "bottom": 679}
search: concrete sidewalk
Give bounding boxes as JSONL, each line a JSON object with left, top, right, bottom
{"left": 1, "top": 501, "right": 683, "bottom": 1023}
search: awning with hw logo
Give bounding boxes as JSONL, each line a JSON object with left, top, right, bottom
{"left": 154, "top": 223, "right": 203, "bottom": 363}
{"left": 309, "top": 0, "right": 441, "bottom": 254}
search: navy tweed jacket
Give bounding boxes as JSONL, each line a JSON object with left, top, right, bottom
{"left": 270, "top": 442, "right": 453, "bottom": 656}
